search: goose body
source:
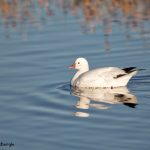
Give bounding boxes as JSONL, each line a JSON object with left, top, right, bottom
{"left": 69, "top": 58, "right": 138, "bottom": 88}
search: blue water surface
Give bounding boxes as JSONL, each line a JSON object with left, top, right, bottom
{"left": 0, "top": 1, "right": 150, "bottom": 150}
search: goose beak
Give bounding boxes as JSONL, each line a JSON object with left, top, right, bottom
{"left": 69, "top": 63, "right": 75, "bottom": 69}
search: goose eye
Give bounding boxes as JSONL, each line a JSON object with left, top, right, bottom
{"left": 78, "top": 62, "right": 80, "bottom": 64}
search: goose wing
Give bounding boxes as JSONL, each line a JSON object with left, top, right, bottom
{"left": 76, "top": 67, "right": 128, "bottom": 87}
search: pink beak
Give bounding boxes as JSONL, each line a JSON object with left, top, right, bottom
{"left": 69, "top": 63, "right": 75, "bottom": 69}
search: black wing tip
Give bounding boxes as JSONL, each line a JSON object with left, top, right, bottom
{"left": 123, "top": 103, "right": 138, "bottom": 108}
{"left": 122, "top": 67, "right": 145, "bottom": 73}
{"left": 114, "top": 74, "right": 126, "bottom": 79}
{"left": 122, "top": 67, "right": 137, "bottom": 73}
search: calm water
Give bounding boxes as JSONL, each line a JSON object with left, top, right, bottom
{"left": 0, "top": 1, "right": 150, "bottom": 150}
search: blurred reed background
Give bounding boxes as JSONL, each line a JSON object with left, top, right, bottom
{"left": 0, "top": 0, "right": 150, "bottom": 39}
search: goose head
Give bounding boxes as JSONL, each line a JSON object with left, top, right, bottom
{"left": 69, "top": 58, "right": 89, "bottom": 72}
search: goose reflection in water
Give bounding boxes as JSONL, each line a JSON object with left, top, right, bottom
{"left": 71, "top": 87, "right": 138, "bottom": 117}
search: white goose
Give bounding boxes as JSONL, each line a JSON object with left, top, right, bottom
{"left": 69, "top": 57, "right": 138, "bottom": 88}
